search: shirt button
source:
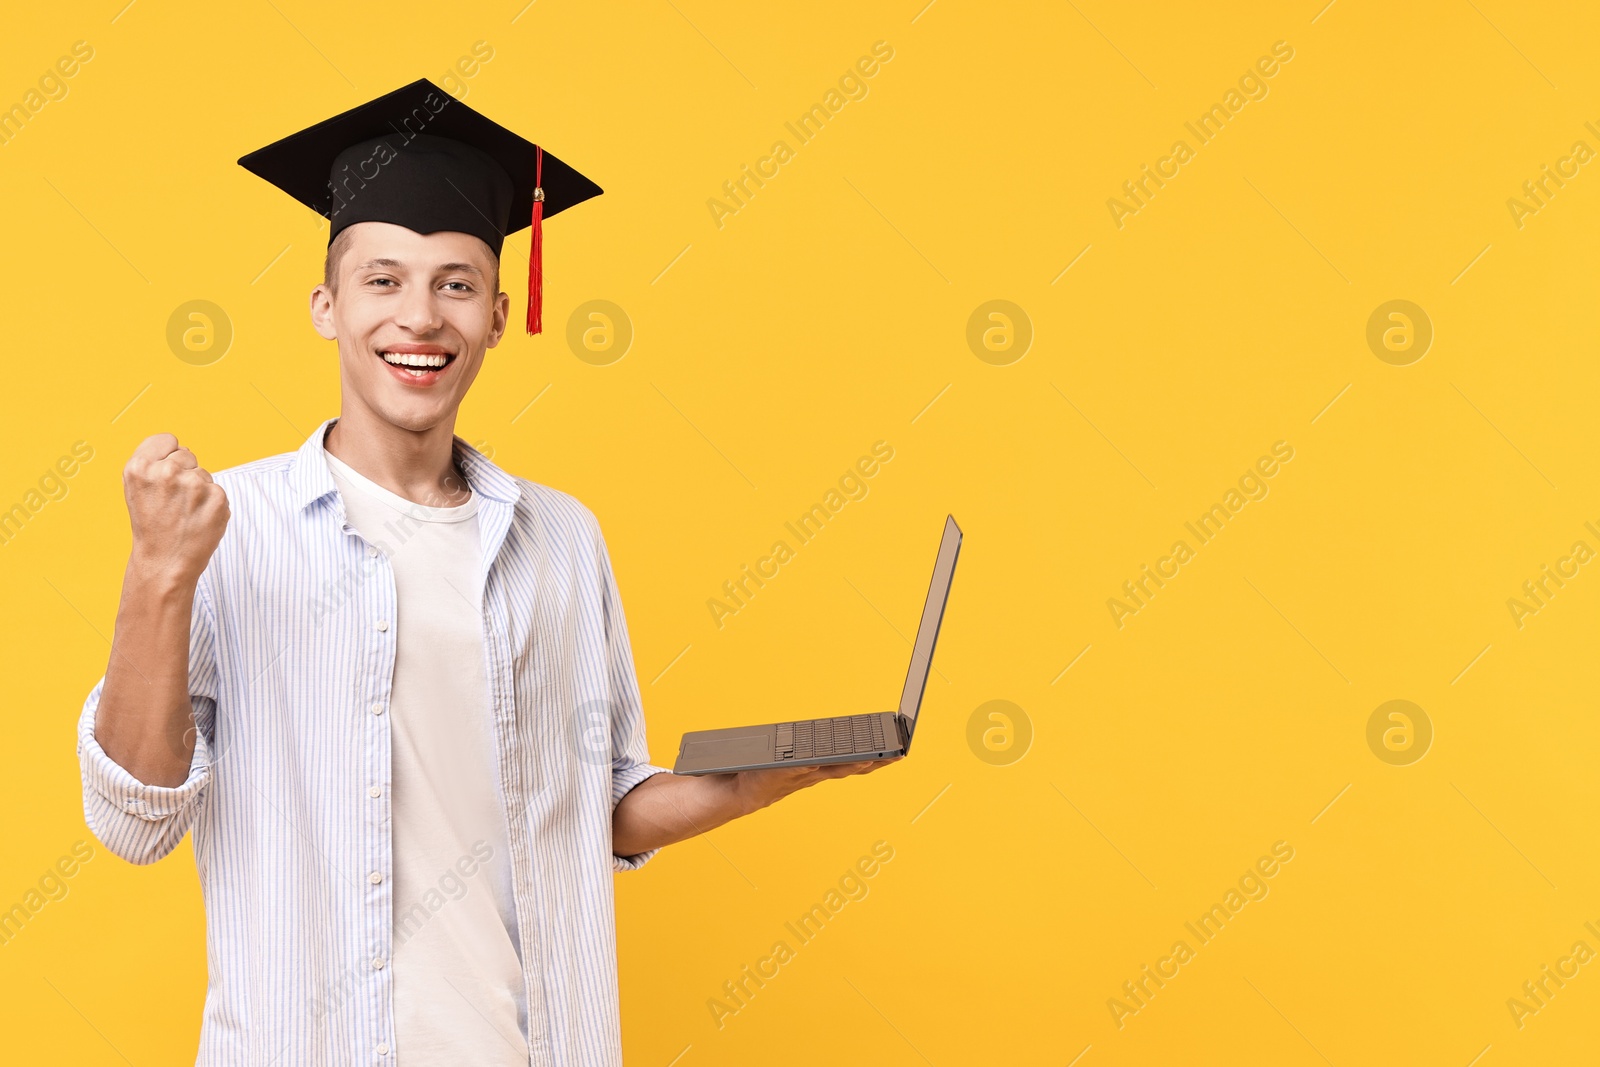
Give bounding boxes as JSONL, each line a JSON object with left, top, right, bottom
{"left": 377, "top": 1043, "right": 389, "bottom": 1055}
{"left": 370, "top": 703, "right": 385, "bottom": 715}
{"left": 367, "top": 545, "right": 379, "bottom": 557}
{"left": 374, "top": 619, "right": 389, "bottom": 631}
{"left": 369, "top": 786, "right": 382, "bottom": 798}
{"left": 373, "top": 956, "right": 385, "bottom": 970}
{"left": 369, "top": 871, "right": 383, "bottom": 884}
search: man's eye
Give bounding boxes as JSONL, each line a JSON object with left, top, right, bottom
{"left": 443, "top": 281, "right": 472, "bottom": 292}
{"left": 367, "top": 277, "right": 396, "bottom": 287}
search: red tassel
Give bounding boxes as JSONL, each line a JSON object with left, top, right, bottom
{"left": 526, "top": 145, "right": 544, "bottom": 335}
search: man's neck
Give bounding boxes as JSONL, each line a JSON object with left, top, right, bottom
{"left": 323, "top": 408, "right": 473, "bottom": 508}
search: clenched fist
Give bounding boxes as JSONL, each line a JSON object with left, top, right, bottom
{"left": 124, "top": 433, "right": 230, "bottom": 585}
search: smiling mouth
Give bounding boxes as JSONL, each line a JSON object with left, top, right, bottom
{"left": 378, "top": 349, "right": 456, "bottom": 377}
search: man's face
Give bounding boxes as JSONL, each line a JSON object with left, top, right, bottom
{"left": 310, "top": 221, "right": 509, "bottom": 432}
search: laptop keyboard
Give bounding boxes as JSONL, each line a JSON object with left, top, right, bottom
{"left": 775, "top": 715, "right": 888, "bottom": 761}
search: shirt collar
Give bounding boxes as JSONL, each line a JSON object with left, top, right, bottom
{"left": 288, "top": 415, "right": 521, "bottom": 513}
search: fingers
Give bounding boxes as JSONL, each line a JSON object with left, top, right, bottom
{"left": 132, "top": 433, "right": 178, "bottom": 463}
{"left": 810, "top": 757, "right": 903, "bottom": 781}
{"left": 129, "top": 434, "right": 204, "bottom": 475}
{"left": 760, "top": 756, "right": 904, "bottom": 790}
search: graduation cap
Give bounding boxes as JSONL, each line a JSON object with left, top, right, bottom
{"left": 237, "top": 78, "right": 602, "bottom": 335}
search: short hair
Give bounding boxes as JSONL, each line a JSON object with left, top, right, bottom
{"left": 322, "top": 227, "right": 501, "bottom": 296}
{"left": 322, "top": 227, "right": 358, "bottom": 294}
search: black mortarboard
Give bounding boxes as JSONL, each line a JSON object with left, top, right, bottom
{"left": 237, "top": 78, "right": 602, "bottom": 335}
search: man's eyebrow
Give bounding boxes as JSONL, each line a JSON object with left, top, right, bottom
{"left": 353, "top": 258, "right": 483, "bottom": 276}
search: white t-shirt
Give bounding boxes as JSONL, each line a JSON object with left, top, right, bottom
{"left": 324, "top": 446, "right": 528, "bottom": 1063}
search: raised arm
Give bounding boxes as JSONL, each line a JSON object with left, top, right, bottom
{"left": 93, "top": 434, "right": 229, "bottom": 785}
{"left": 78, "top": 434, "right": 229, "bottom": 863}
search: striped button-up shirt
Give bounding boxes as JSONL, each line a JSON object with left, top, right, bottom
{"left": 76, "top": 416, "right": 672, "bottom": 1066}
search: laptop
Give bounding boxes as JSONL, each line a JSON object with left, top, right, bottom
{"left": 673, "top": 514, "right": 962, "bottom": 775}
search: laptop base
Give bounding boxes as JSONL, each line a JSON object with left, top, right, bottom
{"left": 674, "top": 711, "right": 904, "bottom": 775}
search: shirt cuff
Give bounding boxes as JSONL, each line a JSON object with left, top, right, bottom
{"left": 78, "top": 700, "right": 211, "bottom": 822}
{"left": 611, "top": 762, "right": 675, "bottom": 872}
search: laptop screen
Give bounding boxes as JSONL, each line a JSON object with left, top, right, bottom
{"left": 897, "top": 515, "right": 962, "bottom": 744}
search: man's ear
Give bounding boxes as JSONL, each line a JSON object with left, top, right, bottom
{"left": 310, "top": 284, "right": 338, "bottom": 340}
{"left": 484, "top": 289, "right": 511, "bottom": 349}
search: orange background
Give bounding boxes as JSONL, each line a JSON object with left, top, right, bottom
{"left": 3, "top": 1, "right": 1598, "bottom": 1063}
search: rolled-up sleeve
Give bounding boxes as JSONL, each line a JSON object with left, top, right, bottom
{"left": 77, "top": 572, "right": 219, "bottom": 865}
{"left": 595, "top": 524, "right": 674, "bottom": 872}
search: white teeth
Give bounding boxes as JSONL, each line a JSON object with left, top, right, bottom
{"left": 380, "top": 351, "right": 449, "bottom": 367}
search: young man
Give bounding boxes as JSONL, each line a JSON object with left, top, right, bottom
{"left": 77, "top": 80, "right": 897, "bottom": 1066}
